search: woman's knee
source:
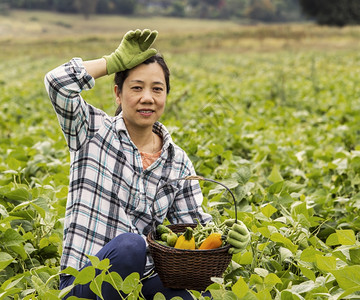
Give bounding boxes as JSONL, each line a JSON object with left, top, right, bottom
{"left": 104, "top": 233, "right": 147, "bottom": 272}
{"left": 111, "top": 232, "right": 146, "bottom": 255}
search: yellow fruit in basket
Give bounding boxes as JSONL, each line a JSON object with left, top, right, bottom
{"left": 199, "top": 233, "right": 223, "bottom": 250}
{"left": 174, "top": 227, "right": 195, "bottom": 250}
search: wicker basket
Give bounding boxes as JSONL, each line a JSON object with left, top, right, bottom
{"left": 147, "top": 175, "right": 237, "bottom": 291}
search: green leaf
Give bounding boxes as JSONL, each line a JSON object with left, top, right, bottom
{"left": 89, "top": 273, "right": 105, "bottom": 300}
{"left": 39, "top": 237, "right": 49, "bottom": 249}
{"left": 97, "top": 259, "right": 110, "bottom": 271}
{"left": 153, "top": 293, "right": 166, "bottom": 300}
{"left": 315, "top": 255, "right": 336, "bottom": 271}
{"left": 68, "top": 296, "right": 95, "bottom": 300}
{"left": 31, "top": 275, "right": 45, "bottom": 296}
{"left": 258, "top": 227, "right": 271, "bottom": 238}
{"left": 349, "top": 248, "right": 360, "bottom": 264}
{"left": 280, "top": 290, "right": 303, "bottom": 300}
{"left": 268, "top": 181, "right": 284, "bottom": 194}
{"left": 87, "top": 255, "right": 101, "bottom": 268}
{"left": 0, "top": 229, "right": 25, "bottom": 247}
{"left": 331, "top": 265, "right": 360, "bottom": 289}
{"left": 239, "top": 251, "right": 253, "bottom": 265}
{"left": 122, "top": 272, "right": 140, "bottom": 294}
{"left": 73, "top": 266, "right": 96, "bottom": 285}
{"left": 188, "top": 290, "right": 201, "bottom": 298}
{"left": 261, "top": 203, "right": 277, "bottom": 218}
{"left": 235, "top": 166, "right": 251, "bottom": 185}
{"left": 267, "top": 165, "right": 283, "bottom": 183}
{"left": 104, "top": 271, "right": 123, "bottom": 291}
{"left": 256, "top": 289, "right": 272, "bottom": 299}
{"left": 209, "top": 290, "right": 228, "bottom": 299}
{"left": 31, "top": 197, "right": 49, "bottom": 219}
{"left": 291, "top": 281, "right": 315, "bottom": 294}
{"left": 60, "top": 266, "right": 79, "bottom": 277}
{"left": 232, "top": 277, "right": 248, "bottom": 298}
{"left": 1, "top": 275, "right": 24, "bottom": 290}
{"left": 0, "top": 204, "right": 9, "bottom": 218}
{"left": 299, "top": 266, "right": 316, "bottom": 281}
{"left": 249, "top": 274, "right": 263, "bottom": 285}
{"left": 300, "top": 246, "right": 321, "bottom": 263}
{"left": 283, "top": 181, "right": 304, "bottom": 193}
{"left": 279, "top": 247, "right": 293, "bottom": 263}
{"left": 4, "top": 188, "right": 31, "bottom": 202}
{"left": 270, "top": 232, "right": 298, "bottom": 253}
{"left": 9, "top": 245, "right": 27, "bottom": 260}
{"left": 58, "top": 285, "right": 75, "bottom": 299}
{"left": 325, "top": 233, "right": 339, "bottom": 246}
{"left": 7, "top": 157, "right": 22, "bottom": 170}
{"left": 337, "top": 285, "right": 360, "bottom": 299}
{"left": 223, "top": 291, "right": 239, "bottom": 300}
{"left": 0, "top": 288, "right": 23, "bottom": 298}
{"left": 254, "top": 268, "right": 269, "bottom": 278}
{"left": 239, "top": 291, "right": 258, "bottom": 300}
{"left": 264, "top": 273, "right": 282, "bottom": 288}
{"left": 336, "top": 229, "right": 356, "bottom": 245}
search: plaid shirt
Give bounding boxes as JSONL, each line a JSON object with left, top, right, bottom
{"left": 44, "top": 58, "right": 211, "bottom": 273}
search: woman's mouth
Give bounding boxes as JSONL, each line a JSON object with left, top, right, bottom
{"left": 138, "top": 110, "right": 154, "bottom": 116}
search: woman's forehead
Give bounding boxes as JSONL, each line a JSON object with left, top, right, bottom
{"left": 127, "top": 62, "right": 165, "bottom": 81}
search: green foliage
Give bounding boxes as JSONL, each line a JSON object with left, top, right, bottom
{"left": 1, "top": 19, "right": 360, "bottom": 298}
{"left": 299, "top": 0, "right": 360, "bottom": 26}
{"left": 6, "top": 0, "right": 304, "bottom": 21}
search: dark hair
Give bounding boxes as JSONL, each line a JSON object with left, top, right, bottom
{"left": 114, "top": 54, "right": 170, "bottom": 116}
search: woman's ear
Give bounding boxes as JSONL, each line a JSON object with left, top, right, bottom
{"left": 114, "top": 85, "right": 121, "bottom": 105}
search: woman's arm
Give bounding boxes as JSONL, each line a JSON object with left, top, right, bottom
{"left": 82, "top": 58, "right": 107, "bottom": 79}
{"left": 44, "top": 58, "right": 106, "bottom": 151}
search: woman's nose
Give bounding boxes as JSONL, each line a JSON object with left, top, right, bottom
{"left": 140, "top": 89, "right": 154, "bottom": 102}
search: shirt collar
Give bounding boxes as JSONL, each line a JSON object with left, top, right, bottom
{"left": 114, "top": 112, "right": 175, "bottom": 153}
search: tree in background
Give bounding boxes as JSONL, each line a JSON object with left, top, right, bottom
{"left": 187, "top": 0, "right": 226, "bottom": 18}
{"left": 4, "top": 0, "right": 304, "bottom": 22}
{"left": 245, "top": 0, "right": 276, "bottom": 22}
{"left": 217, "top": 0, "right": 249, "bottom": 19}
{"left": 52, "top": 0, "right": 76, "bottom": 13}
{"left": 113, "top": 0, "right": 137, "bottom": 15}
{"left": 74, "top": 0, "right": 99, "bottom": 18}
{"left": 9, "top": 0, "right": 53, "bottom": 10}
{"left": 299, "top": 0, "right": 360, "bottom": 26}
{"left": 273, "top": 0, "right": 302, "bottom": 22}
{"left": 169, "top": 0, "right": 186, "bottom": 17}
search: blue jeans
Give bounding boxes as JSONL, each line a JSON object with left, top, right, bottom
{"left": 60, "top": 232, "right": 209, "bottom": 299}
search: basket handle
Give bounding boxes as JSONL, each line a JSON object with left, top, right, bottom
{"left": 151, "top": 175, "right": 238, "bottom": 233}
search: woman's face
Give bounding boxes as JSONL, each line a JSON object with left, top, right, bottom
{"left": 115, "top": 62, "right": 167, "bottom": 132}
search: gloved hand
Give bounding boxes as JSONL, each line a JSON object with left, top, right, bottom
{"left": 225, "top": 219, "right": 250, "bottom": 254}
{"left": 103, "top": 29, "right": 158, "bottom": 75}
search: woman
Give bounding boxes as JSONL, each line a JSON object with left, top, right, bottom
{"left": 44, "top": 29, "right": 248, "bottom": 299}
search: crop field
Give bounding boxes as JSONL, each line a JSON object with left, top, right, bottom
{"left": 1, "top": 9, "right": 360, "bottom": 299}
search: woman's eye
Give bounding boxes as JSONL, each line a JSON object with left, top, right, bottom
{"left": 154, "top": 87, "right": 163, "bottom": 92}
{"left": 132, "top": 86, "right": 142, "bottom": 90}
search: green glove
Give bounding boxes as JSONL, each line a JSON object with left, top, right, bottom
{"left": 103, "top": 29, "right": 158, "bottom": 75}
{"left": 225, "top": 219, "right": 250, "bottom": 254}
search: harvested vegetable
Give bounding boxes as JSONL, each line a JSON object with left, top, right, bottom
{"left": 174, "top": 227, "right": 196, "bottom": 250}
{"left": 156, "top": 240, "right": 169, "bottom": 246}
{"left": 161, "top": 233, "right": 169, "bottom": 241}
{"left": 157, "top": 224, "right": 172, "bottom": 235}
{"left": 199, "top": 233, "right": 223, "bottom": 250}
{"left": 167, "top": 232, "right": 178, "bottom": 247}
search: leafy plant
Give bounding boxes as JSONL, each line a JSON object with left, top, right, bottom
{"left": 1, "top": 15, "right": 360, "bottom": 299}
